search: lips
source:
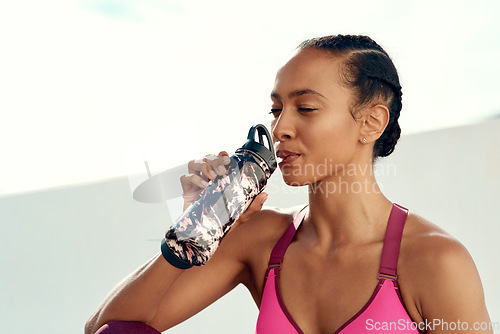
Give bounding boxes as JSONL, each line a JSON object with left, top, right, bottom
{"left": 276, "top": 149, "right": 301, "bottom": 165}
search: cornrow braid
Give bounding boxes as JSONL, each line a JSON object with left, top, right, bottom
{"left": 298, "top": 35, "right": 403, "bottom": 159}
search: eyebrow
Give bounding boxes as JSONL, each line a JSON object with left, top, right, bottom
{"left": 270, "top": 89, "right": 327, "bottom": 100}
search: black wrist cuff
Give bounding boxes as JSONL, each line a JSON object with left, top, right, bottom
{"left": 160, "top": 239, "right": 193, "bottom": 269}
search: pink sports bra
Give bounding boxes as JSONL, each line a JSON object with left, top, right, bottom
{"left": 256, "top": 203, "right": 421, "bottom": 334}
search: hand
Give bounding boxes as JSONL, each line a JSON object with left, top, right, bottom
{"left": 179, "top": 151, "right": 269, "bottom": 226}
{"left": 180, "top": 151, "right": 232, "bottom": 211}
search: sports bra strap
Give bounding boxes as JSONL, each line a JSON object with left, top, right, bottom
{"left": 378, "top": 203, "right": 409, "bottom": 280}
{"left": 268, "top": 207, "right": 308, "bottom": 269}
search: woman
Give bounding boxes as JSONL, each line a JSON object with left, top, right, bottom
{"left": 86, "top": 35, "right": 492, "bottom": 334}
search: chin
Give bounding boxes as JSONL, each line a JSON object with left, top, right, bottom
{"left": 281, "top": 174, "right": 315, "bottom": 187}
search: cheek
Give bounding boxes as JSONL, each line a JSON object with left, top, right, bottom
{"left": 307, "top": 118, "right": 358, "bottom": 161}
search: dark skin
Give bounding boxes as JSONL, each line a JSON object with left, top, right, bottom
{"left": 86, "top": 48, "right": 492, "bottom": 334}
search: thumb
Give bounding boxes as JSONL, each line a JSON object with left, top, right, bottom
{"left": 236, "top": 192, "right": 268, "bottom": 226}
{"left": 248, "top": 192, "right": 268, "bottom": 213}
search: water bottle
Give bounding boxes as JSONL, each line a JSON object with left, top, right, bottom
{"left": 161, "top": 124, "right": 277, "bottom": 268}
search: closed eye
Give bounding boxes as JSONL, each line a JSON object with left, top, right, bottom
{"left": 298, "top": 108, "right": 317, "bottom": 112}
{"left": 269, "top": 109, "right": 282, "bottom": 117}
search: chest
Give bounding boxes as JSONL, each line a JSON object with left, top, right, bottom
{"left": 277, "top": 242, "right": 384, "bottom": 334}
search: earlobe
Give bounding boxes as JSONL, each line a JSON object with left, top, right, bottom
{"left": 360, "top": 104, "right": 389, "bottom": 143}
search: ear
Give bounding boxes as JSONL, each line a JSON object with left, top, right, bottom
{"left": 359, "top": 104, "right": 389, "bottom": 144}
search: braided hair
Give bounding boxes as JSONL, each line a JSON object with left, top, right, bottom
{"left": 298, "top": 35, "right": 403, "bottom": 159}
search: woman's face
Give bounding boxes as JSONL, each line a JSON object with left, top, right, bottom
{"left": 270, "top": 48, "right": 364, "bottom": 186}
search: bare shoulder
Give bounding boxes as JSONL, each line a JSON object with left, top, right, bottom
{"left": 210, "top": 204, "right": 307, "bottom": 270}
{"left": 398, "top": 212, "right": 487, "bottom": 322}
{"left": 400, "top": 212, "right": 474, "bottom": 271}
{"left": 230, "top": 204, "right": 306, "bottom": 256}
{"left": 225, "top": 205, "right": 306, "bottom": 299}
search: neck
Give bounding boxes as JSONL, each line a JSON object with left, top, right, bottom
{"left": 305, "top": 167, "right": 393, "bottom": 249}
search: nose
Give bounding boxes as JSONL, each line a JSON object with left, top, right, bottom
{"left": 271, "top": 110, "right": 295, "bottom": 142}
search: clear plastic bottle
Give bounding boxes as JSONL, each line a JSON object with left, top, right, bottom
{"left": 161, "top": 124, "right": 277, "bottom": 268}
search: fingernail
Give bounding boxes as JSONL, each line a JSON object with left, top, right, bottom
{"left": 261, "top": 193, "right": 268, "bottom": 205}
{"left": 210, "top": 170, "right": 217, "bottom": 179}
{"left": 201, "top": 180, "right": 209, "bottom": 187}
{"left": 217, "top": 165, "right": 226, "bottom": 174}
{"left": 222, "top": 156, "right": 231, "bottom": 164}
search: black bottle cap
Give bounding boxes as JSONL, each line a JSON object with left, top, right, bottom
{"left": 238, "top": 124, "right": 277, "bottom": 174}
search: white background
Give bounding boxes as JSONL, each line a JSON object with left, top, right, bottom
{"left": 1, "top": 0, "right": 500, "bottom": 196}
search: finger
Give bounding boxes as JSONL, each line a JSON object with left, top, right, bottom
{"left": 188, "top": 158, "right": 217, "bottom": 180}
{"left": 180, "top": 173, "right": 209, "bottom": 191}
{"left": 218, "top": 151, "right": 231, "bottom": 165}
{"left": 205, "top": 154, "right": 228, "bottom": 177}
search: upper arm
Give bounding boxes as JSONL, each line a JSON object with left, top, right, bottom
{"left": 417, "top": 236, "right": 492, "bottom": 333}
{"left": 148, "top": 231, "right": 248, "bottom": 330}
{"left": 148, "top": 209, "right": 287, "bottom": 331}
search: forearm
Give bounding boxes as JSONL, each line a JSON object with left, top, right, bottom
{"left": 85, "top": 254, "right": 184, "bottom": 334}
